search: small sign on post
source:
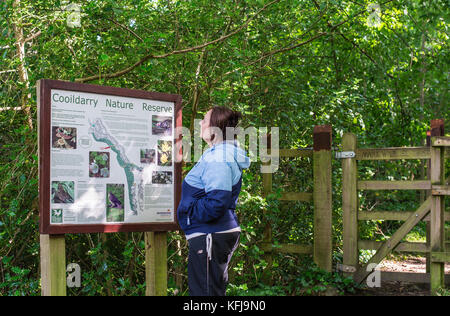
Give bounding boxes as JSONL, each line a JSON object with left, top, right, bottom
{"left": 38, "top": 79, "right": 183, "bottom": 296}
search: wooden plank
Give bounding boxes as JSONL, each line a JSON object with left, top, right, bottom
{"left": 40, "top": 234, "right": 66, "bottom": 296}
{"left": 353, "top": 197, "right": 431, "bottom": 284}
{"left": 380, "top": 271, "right": 450, "bottom": 285}
{"left": 359, "top": 240, "right": 428, "bottom": 253}
{"left": 431, "top": 136, "right": 450, "bottom": 147}
{"left": 278, "top": 148, "right": 313, "bottom": 158}
{"left": 356, "top": 147, "right": 431, "bottom": 160}
{"left": 430, "top": 119, "right": 445, "bottom": 295}
{"left": 313, "top": 125, "right": 333, "bottom": 272}
{"left": 260, "top": 242, "right": 313, "bottom": 254}
{"left": 431, "top": 252, "right": 450, "bottom": 263}
{"left": 424, "top": 212, "right": 450, "bottom": 222}
{"left": 358, "top": 240, "right": 450, "bottom": 253}
{"left": 342, "top": 133, "right": 359, "bottom": 277}
{"left": 358, "top": 180, "right": 431, "bottom": 190}
{"left": 359, "top": 211, "right": 414, "bottom": 221}
{"left": 145, "top": 232, "right": 167, "bottom": 296}
{"left": 279, "top": 192, "right": 313, "bottom": 202}
{"left": 358, "top": 211, "right": 450, "bottom": 222}
{"left": 431, "top": 185, "right": 450, "bottom": 196}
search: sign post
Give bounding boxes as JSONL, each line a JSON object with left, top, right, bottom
{"left": 145, "top": 231, "right": 168, "bottom": 296}
{"left": 40, "top": 234, "right": 66, "bottom": 296}
{"left": 38, "top": 79, "right": 182, "bottom": 296}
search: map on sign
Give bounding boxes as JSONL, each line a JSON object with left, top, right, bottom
{"left": 89, "top": 118, "right": 144, "bottom": 215}
{"left": 49, "top": 89, "right": 175, "bottom": 225}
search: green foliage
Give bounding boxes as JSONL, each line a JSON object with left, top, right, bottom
{"left": 291, "top": 264, "right": 360, "bottom": 296}
{"left": 227, "top": 283, "right": 286, "bottom": 296}
{"left": 0, "top": 0, "right": 449, "bottom": 296}
{"left": 227, "top": 264, "right": 360, "bottom": 296}
{"left": 436, "top": 287, "right": 450, "bottom": 297}
{"left": 0, "top": 256, "right": 39, "bottom": 296}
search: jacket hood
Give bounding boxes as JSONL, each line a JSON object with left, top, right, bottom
{"left": 205, "top": 139, "right": 251, "bottom": 170}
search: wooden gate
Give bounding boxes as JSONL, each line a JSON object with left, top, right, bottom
{"left": 341, "top": 119, "right": 450, "bottom": 294}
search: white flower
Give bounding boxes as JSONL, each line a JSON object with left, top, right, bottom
{"left": 100, "top": 168, "right": 109, "bottom": 177}
{"left": 90, "top": 162, "right": 99, "bottom": 174}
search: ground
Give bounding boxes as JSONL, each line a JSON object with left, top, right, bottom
{"left": 352, "top": 256, "right": 450, "bottom": 296}
{"left": 379, "top": 256, "right": 450, "bottom": 274}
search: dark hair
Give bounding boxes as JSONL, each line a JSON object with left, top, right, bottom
{"left": 209, "top": 106, "right": 242, "bottom": 142}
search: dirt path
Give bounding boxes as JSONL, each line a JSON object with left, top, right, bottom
{"left": 378, "top": 257, "right": 450, "bottom": 274}
{"left": 352, "top": 257, "right": 449, "bottom": 296}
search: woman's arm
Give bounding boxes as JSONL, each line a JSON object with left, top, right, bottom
{"left": 190, "top": 161, "right": 232, "bottom": 223}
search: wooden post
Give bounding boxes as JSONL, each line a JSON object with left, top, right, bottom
{"left": 313, "top": 125, "right": 333, "bottom": 272}
{"left": 426, "top": 130, "right": 431, "bottom": 273}
{"left": 342, "top": 133, "right": 358, "bottom": 276}
{"left": 430, "top": 119, "right": 445, "bottom": 295}
{"left": 145, "top": 232, "right": 168, "bottom": 296}
{"left": 40, "top": 234, "right": 66, "bottom": 296}
{"left": 261, "top": 133, "right": 273, "bottom": 283}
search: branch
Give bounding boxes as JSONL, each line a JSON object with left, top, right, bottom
{"left": 208, "top": 0, "right": 378, "bottom": 87}
{"left": 311, "top": 0, "right": 321, "bottom": 11}
{"left": 75, "top": 0, "right": 281, "bottom": 83}
{"left": 189, "top": 47, "right": 206, "bottom": 135}
{"left": 338, "top": 33, "right": 378, "bottom": 65}
{"left": 338, "top": 32, "right": 394, "bottom": 79}
{"left": 208, "top": 31, "right": 328, "bottom": 88}
{"left": 12, "top": 0, "right": 33, "bottom": 129}
{"left": 107, "top": 18, "right": 143, "bottom": 42}
{"left": 24, "top": 30, "right": 41, "bottom": 43}
{"left": 208, "top": 5, "right": 330, "bottom": 87}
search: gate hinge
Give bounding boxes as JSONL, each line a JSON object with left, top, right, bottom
{"left": 336, "top": 263, "right": 357, "bottom": 273}
{"left": 335, "top": 151, "right": 355, "bottom": 159}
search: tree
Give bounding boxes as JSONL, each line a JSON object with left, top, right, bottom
{"left": 0, "top": 0, "right": 448, "bottom": 295}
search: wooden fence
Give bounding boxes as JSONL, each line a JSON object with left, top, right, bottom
{"left": 260, "top": 119, "right": 449, "bottom": 295}
{"left": 260, "top": 125, "right": 333, "bottom": 277}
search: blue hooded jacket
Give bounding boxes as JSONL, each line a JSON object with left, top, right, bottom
{"left": 177, "top": 140, "right": 251, "bottom": 235}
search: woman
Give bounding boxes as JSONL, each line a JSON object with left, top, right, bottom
{"left": 177, "top": 106, "right": 251, "bottom": 296}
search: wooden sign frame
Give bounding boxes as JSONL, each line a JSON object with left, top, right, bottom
{"left": 38, "top": 79, "right": 182, "bottom": 234}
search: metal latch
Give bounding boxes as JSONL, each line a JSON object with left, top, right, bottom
{"left": 336, "top": 263, "right": 357, "bottom": 273}
{"left": 335, "top": 151, "right": 355, "bottom": 159}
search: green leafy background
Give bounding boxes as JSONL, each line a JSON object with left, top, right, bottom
{"left": 0, "top": 0, "right": 448, "bottom": 296}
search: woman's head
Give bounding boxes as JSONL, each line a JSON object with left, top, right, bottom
{"left": 200, "top": 106, "right": 242, "bottom": 145}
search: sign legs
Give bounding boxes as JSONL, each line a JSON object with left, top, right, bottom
{"left": 40, "top": 234, "right": 66, "bottom": 296}
{"left": 145, "top": 232, "right": 168, "bottom": 296}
